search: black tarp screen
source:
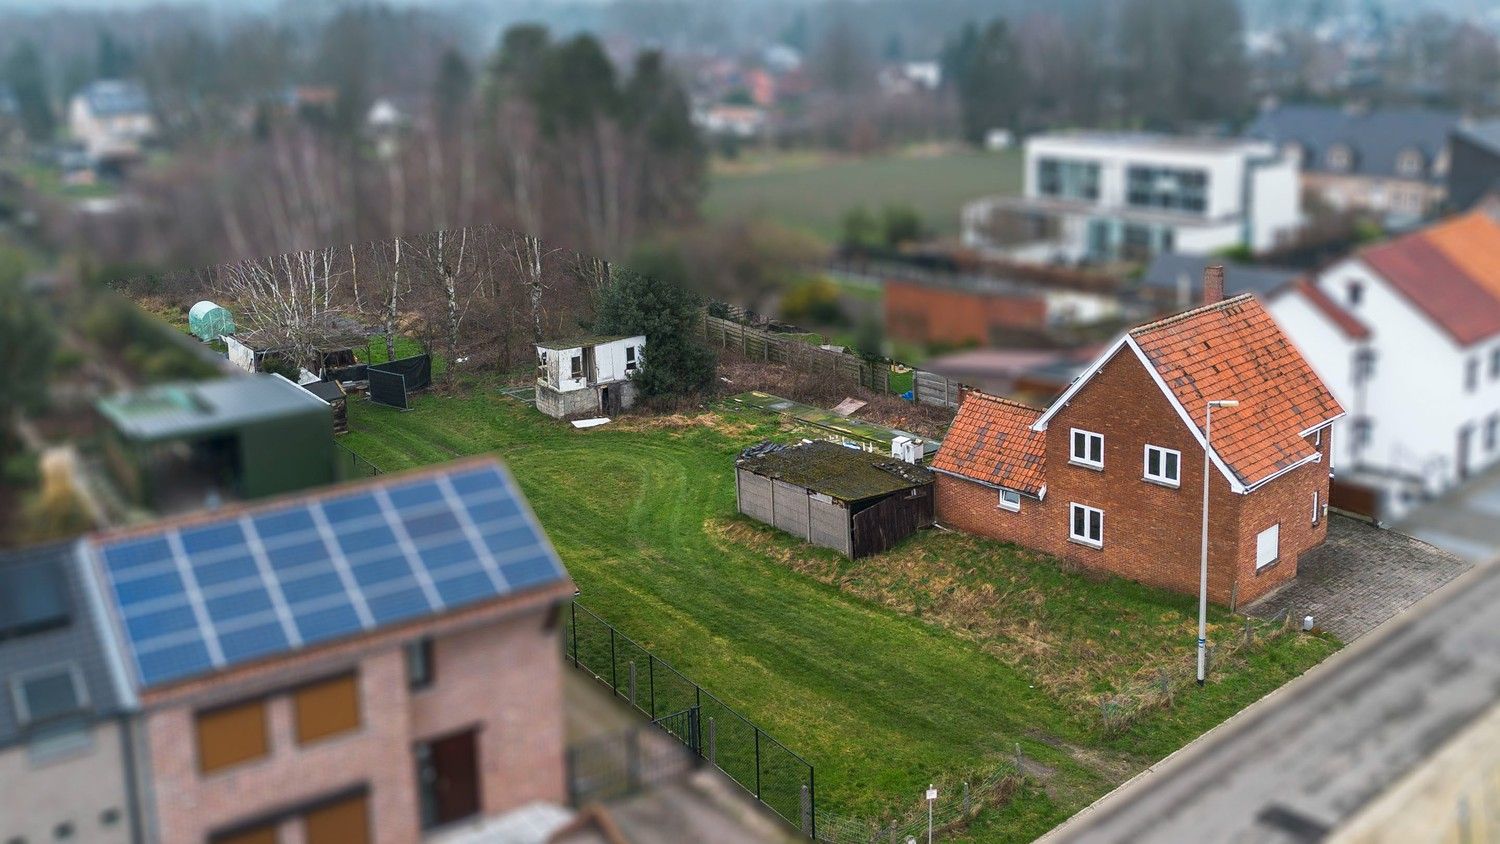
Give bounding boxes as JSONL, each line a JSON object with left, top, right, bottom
{"left": 369, "top": 369, "right": 407, "bottom": 409}
{"left": 369, "top": 354, "right": 431, "bottom": 391}
{"left": 367, "top": 354, "right": 431, "bottom": 410}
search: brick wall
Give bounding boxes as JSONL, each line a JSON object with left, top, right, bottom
{"left": 143, "top": 604, "right": 565, "bottom": 844}
{"left": 936, "top": 348, "right": 1331, "bottom": 606}
{"left": 884, "top": 280, "right": 1047, "bottom": 346}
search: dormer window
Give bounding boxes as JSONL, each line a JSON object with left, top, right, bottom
{"left": 1326, "top": 143, "right": 1355, "bottom": 173}
{"left": 1396, "top": 148, "right": 1425, "bottom": 179}
{"left": 1347, "top": 281, "right": 1363, "bottom": 306}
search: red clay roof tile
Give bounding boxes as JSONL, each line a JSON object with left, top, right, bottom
{"left": 932, "top": 392, "right": 1047, "bottom": 495}
{"left": 1360, "top": 213, "right": 1500, "bottom": 345}
{"left": 1129, "top": 294, "right": 1344, "bottom": 486}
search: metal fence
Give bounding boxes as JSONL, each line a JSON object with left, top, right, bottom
{"left": 334, "top": 442, "right": 382, "bottom": 480}
{"left": 566, "top": 717, "right": 698, "bottom": 805}
{"left": 564, "top": 602, "right": 817, "bottom": 836}
{"left": 702, "top": 313, "right": 966, "bottom": 408}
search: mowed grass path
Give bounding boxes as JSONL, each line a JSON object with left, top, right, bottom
{"left": 343, "top": 392, "right": 1336, "bottom": 839}
{"left": 704, "top": 149, "right": 1024, "bottom": 242}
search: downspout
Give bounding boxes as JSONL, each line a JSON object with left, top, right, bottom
{"left": 119, "top": 712, "right": 145, "bottom": 844}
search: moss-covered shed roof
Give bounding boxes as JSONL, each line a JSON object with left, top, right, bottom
{"left": 736, "top": 440, "right": 932, "bottom": 502}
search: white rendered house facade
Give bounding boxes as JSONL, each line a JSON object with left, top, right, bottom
{"left": 1268, "top": 212, "right": 1500, "bottom": 518}
{"left": 962, "top": 132, "right": 1301, "bottom": 264}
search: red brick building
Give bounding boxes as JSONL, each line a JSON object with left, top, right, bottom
{"left": 81, "top": 458, "right": 575, "bottom": 844}
{"left": 933, "top": 290, "right": 1343, "bottom": 607}
{"left": 884, "top": 279, "right": 1048, "bottom": 347}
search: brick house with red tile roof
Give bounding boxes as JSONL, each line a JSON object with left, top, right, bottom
{"left": 1268, "top": 210, "right": 1500, "bottom": 518}
{"left": 935, "top": 291, "right": 1343, "bottom": 607}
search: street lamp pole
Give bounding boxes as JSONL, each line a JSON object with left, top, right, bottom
{"left": 1199, "top": 399, "right": 1239, "bottom": 687}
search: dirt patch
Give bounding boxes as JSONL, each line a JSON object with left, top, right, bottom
{"left": 609, "top": 410, "right": 776, "bottom": 442}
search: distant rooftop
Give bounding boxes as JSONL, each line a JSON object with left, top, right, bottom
{"left": 78, "top": 79, "right": 151, "bottom": 118}
{"left": 1139, "top": 253, "right": 1300, "bottom": 300}
{"left": 1030, "top": 131, "right": 1274, "bottom": 155}
{"left": 97, "top": 374, "right": 330, "bottom": 442}
{"left": 1246, "top": 102, "right": 1459, "bottom": 182}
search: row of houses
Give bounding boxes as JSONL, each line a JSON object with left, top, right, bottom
{"left": 0, "top": 457, "right": 574, "bottom": 844}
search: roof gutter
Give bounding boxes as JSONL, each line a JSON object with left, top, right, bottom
{"left": 930, "top": 467, "right": 1044, "bottom": 500}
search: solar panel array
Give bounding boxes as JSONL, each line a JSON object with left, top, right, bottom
{"left": 91, "top": 462, "right": 567, "bottom": 689}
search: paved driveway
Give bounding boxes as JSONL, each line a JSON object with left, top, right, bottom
{"left": 1397, "top": 462, "right": 1500, "bottom": 564}
{"left": 1247, "top": 513, "right": 1472, "bottom": 642}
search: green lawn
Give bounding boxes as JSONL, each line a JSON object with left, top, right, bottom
{"left": 342, "top": 389, "right": 1338, "bottom": 838}
{"left": 704, "top": 148, "right": 1024, "bottom": 243}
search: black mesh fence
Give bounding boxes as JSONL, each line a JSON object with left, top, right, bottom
{"left": 564, "top": 601, "right": 817, "bottom": 836}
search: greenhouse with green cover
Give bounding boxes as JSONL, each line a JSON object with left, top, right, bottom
{"left": 188, "top": 300, "right": 235, "bottom": 342}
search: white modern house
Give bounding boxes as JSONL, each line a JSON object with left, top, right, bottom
{"left": 963, "top": 132, "right": 1301, "bottom": 264}
{"left": 1268, "top": 210, "right": 1500, "bottom": 519}
{"left": 534, "top": 334, "right": 646, "bottom": 419}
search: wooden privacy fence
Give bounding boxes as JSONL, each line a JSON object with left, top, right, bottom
{"left": 701, "top": 314, "right": 966, "bottom": 409}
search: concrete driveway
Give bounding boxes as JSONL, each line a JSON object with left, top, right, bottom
{"left": 1247, "top": 513, "right": 1472, "bottom": 642}
{"left": 1397, "top": 462, "right": 1500, "bottom": 564}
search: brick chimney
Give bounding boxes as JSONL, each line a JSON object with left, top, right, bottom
{"left": 1203, "top": 265, "right": 1225, "bottom": 306}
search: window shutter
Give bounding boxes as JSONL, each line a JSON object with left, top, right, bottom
{"left": 305, "top": 793, "right": 371, "bottom": 844}
{"left": 196, "top": 699, "right": 269, "bottom": 773}
{"left": 294, "top": 674, "right": 362, "bottom": 745}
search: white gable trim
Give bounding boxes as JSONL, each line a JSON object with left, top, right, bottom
{"left": 1031, "top": 334, "right": 1249, "bottom": 493}
{"left": 1243, "top": 451, "right": 1323, "bottom": 493}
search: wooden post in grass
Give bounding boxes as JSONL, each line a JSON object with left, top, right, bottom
{"left": 628, "top": 660, "right": 637, "bottom": 709}
{"left": 707, "top": 716, "right": 717, "bottom": 765}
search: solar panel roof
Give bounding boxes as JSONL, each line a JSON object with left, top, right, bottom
{"left": 87, "top": 459, "right": 569, "bottom": 690}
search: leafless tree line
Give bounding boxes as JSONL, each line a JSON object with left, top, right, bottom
{"left": 138, "top": 222, "right": 617, "bottom": 381}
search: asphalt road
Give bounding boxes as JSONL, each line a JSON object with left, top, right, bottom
{"left": 1044, "top": 562, "right": 1500, "bottom": 844}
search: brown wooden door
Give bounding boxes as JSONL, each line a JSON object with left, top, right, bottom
{"left": 419, "top": 731, "right": 480, "bottom": 829}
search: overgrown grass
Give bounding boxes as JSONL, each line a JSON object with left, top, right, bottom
{"left": 704, "top": 148, "right": 1024, "bottom": 243}
{"left": 342, "top": 392, "right": 1339, "bottom": 837}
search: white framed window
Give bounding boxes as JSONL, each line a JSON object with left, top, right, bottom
{"left": 1069, "top": 503, "right": 1103, "bottom": 548}
{"left": 1143, "top": 445, "right": 1181, "bottom": 486}
{"left": 625, "top": 345, "right": 638, "bottom": 372}
{"left": 1256, "top": 523, "right": 1280, "bottom": 569}
{"left": 1312, "top": 491, "right": 1320, "bottom": 525}
{"left": 998, "top": 489, "right": 1021, "bottom": 512}
{"left": 1070, "top": 429, "right": 1104, "bottom": 468}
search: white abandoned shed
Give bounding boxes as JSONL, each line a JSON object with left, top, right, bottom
{"left": 736, "top": 440, "right": 934, "bottom": 559}
{"left": 535, "top": 334, "right": 646, "bottom": 419}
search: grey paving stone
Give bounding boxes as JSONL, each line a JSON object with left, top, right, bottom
{"left": 1246, "top": 514, "right": 1474, "bottom": 643}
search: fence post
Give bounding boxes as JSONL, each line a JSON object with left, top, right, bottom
{"left": 707, "top": 716, "right": 717, "bottom": 766}
{"left": 963, "top": 781, "right": 971, "bottom": 816}
{"left": 610, "top": 628, "right": 618, "bottom": 694}
{"left": 628, "top": 660, "right": 638, "bottom": 709}
{"left": 801, "top": 784, "right": 813, "bottom": 837}
{"left": 755, "top": 728, "right": 762, "bottom": 800}
{"left": 809, "top": 767, "right": 816, "bottom": 839}
{"left": 570, "top": 603, "right": 578, "bottom": 667}
{"left": 1244, "top": 617, "right": 1254, "bottom": 645}
{"left": 648, "top": 656, "right": 656, "bottom": 719}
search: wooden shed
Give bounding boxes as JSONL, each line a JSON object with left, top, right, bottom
{"left": 735, "top": 440, "right": 934, "bottom": 559}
